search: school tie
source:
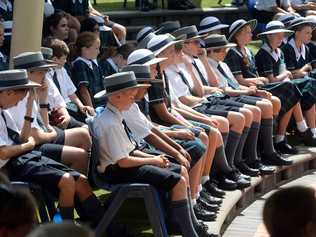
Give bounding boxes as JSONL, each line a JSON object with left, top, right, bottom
{"left": 122, "top": 119, "right": 139, "bottom": 150}
{"left": 52, "top": 70, "right": 61, "bottom": 93}
{"left": 217, "top": 63, "right": 240, "bottom": 90}
{"left": 192, "top": 61, "right": 209, "bottom": 86}
{"left": 162, "top": 71, "right": 173, "bottom": 109}
{"left": 1, "top": 112, "right": 22, "bottom": 144}
{"left": 178, "top": 70, "right": 194, "bottom": 95}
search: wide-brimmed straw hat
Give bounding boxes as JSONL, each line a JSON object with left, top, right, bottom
{"left": 228, "top": 19, "right": 257, "bottom": 41}
{"left": 147, "top": 33, "right": 183, "bottom": 56}
{"left": 203, "top": 34, "right": 237, "bottom": 49}
{"left": 155, "top": 21, "right": 181, "bottom": 34}
{"left": 288, "top": 17, "right": 316, "bottom": 30}
{"left": 257, "top": 21, "right": 294, "bottom": 38}
{"left": 172, "top": 25, "right": 207, "bottom": 41}
{"left": 198, "top": 16, "right": 229, "bottom": 35}
{"left": 13, "top": 51, "right": 57, "bottom": 71}
{"left": 94, "top": 71, "right": 151, "bottom": 99}
{"left": 127, "top": 49, "right": 167, "bottom": 66}
{"left": 0, "top": 69, "right": 40, "bottom": 91}
{"left": 121, "top": 65, "right": 152, "bottom": 82}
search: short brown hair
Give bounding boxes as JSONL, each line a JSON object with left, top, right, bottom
{"left": 49, "top": 38, "right": 70, "bottom": 58}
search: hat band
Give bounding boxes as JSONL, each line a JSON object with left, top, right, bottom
{"left": 266, "top": 25, "right": 286, "bottom": 31}
{"left": 106, "top": 80, "right": 138, "bottom": 93}
{"left": 282, "top": 17, "right": 295, "bottom": 24}
{"left": 135, "top": 72, "right": 151, "bottom": 79}
{"left": 199, "top": 20, "right": 220, "bottom": 31}
{"left": 187, "top": 31, "right": 199, "bottom": 39}
{"left": 149, "top": 38, "right": 173, "bottom": 52}
{"left": 230, "top": 21, "right": 245, "bottom": 35}
{"left": 0, "top": 78, "right": 28, "bottom": 87}
{"left": 205, "top": 40, "right": 229, "bottom": 48}
{"left": 130, "top": 54, "right": 155, "bottom": 65}
{"left": 137, "top": 30, "right": 153, "bottom": 42}
{"left": 15, "top": 60, "right": 47, "bottom": 70}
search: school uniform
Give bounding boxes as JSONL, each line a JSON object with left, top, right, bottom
{"left": 0, "top": 51, "right": 8, "bottom": 71}
{"left": 255, "top": 43, "right": 302, "bottom": 115}
{"left": 224, "top": 46, "right": 300, "bottom": 116}
{"left": 98, "top": 58, "right": 119, "bottom": 78}
{"left": 0, "top": 0, "right": 13, "bottom": 21}
{"left": 307, "top": 41, "right": 316, "bottom": 67}
{"left": 281, "top": 38, "right": 316, "bottom": 110}
{"left": 0, "top": 108, "right": 80, "bottom": 197}
{"left": 72, "top": 57, "right": 105, "bottom": 108}
{"left": 46, "top": 68, "right": 87, "bottom": 124}
{"left": 91, "top": 103, "right": 181, "bottom": 191}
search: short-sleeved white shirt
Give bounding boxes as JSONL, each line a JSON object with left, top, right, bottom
{"left": 0, "top": 109, "right": 18, "bottom": 169}
{"left": 164, "top": 64, "right": 191, "bottom": 99}
{"left": 122, "top": 103, "right": 153, "bottom": 144}
{"left": 92, "top": 103, "right": 136, "bottom": 172}
{"left": 45, "top": 73, "right": 67, "bottom": 110}
{"left": 46, "top": 68, "right": 77, "bottom": 103}
{"left": 255, "top": 0, "right": 290, "bottom": 11}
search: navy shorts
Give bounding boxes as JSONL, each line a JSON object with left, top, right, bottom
{"left": 37, "top": 143, "right": 64, "bottom": 162}
{"left": 51, "top": 127, "right": 65, "bottom": 145}
{"left": 7, "top": 151, "right": 80, "bottom": 197}
{"left": 101, "top": 162, "right": 182, "bottom": 192}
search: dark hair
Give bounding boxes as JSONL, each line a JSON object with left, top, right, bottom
{"left": 0, "top": 184, "right": 37, "bottom": 229}
{"left": 116, "top": 43, "right": 136, "bottom": 60}
{"left": 49, "top": 38, "right": 70, "bottom": 58}
{"left": 43, "top": 11, "right": 68, "bottom": 39}
{"left": 73, "top": 32, "right": 99, "bottom": 59}
{"left": 263, "top": 186, "right": 316, "bottom": 237}
{"left": 80, "top": 18, "right": 99, "bottom": 33}
{"left": 232, "top": 25, "right": 251, "bottom": 67}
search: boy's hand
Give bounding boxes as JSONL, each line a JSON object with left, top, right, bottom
{"left": 179, "top": 147, "right": 192, "bottom": 162}
{"left": 256, "top": 90, "right": 272, "bottom": 100}
{"left": 25, "top": 136, "right": 36, "bottom": 150}
{"left": 174, "top": 129, "right": 195, "bottom": 140}
{"left": 80, "top": 106, "right": 96, "bottom": 116}
{"left": 152, "top": 155, "right": 170, "bottom": 168}
{"left": 175, "top": 152, "right": 191, "bottom": 169}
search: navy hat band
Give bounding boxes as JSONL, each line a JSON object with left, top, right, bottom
{"left": 266, "top": 25, "right": 286, "bottom": 31}
{"left": 131, "top": 54, "right": 154, "bottom": 64}
{"left": 15, "top": 60, "right": 47, "bottom": 70}
{"left": 106, "top": 80, "right": 138, "bottom": 93}
{"left": 135, "top": 72, "right": 151, "bottom": 79}
{"left": 149, "top": 38, "right": 173, "bottom": 52}
{"left": 199, "top": 20, "right": 220, "bottom": 31}
{"left": 137, "top": 30, "right": 153, "bottom": 42}
{"left": 0, "top": 78, "right": 28, "bottom": 87}
{"left": 205, "top": 40, "right": 228, "bottom": 48}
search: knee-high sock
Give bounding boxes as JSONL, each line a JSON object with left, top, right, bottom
{"left": 187, "top": 188, "right": 200, "bottom": 229}
{"left": 169, "top": 200, "right": 199, "bottom": 237}
{"left": 258, "top": 118, "right": 275, "bottom": 155}
{"left": 243, "top": 122, "right": 260, "bottom": 163}
{"left": 80, "top": 194, "right": 105, "bottom": 226}
{"left": 225, "top": 131, "right": 241, "bottom": 167}
{"left": 234, "top": 127, "right": 249, "bottom": 164}
{"left": 211, "top": 145, "right": 233, "bottom": 178}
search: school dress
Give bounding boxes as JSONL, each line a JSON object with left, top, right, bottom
{"left": 0, "top": 0, "right": 13, "bottom": 21}
{"left": 224, "top": 46, "right": 300, "bottom": 116}
{"left": 98, "top": 58, "right": 119, "bottom": 78}
{"left": 307, "top": 42, "right": 316, "bottom": 68}
{"left": 46, "top": 68, "right": 86, "bottom": 124}
{"left": 0, "top": 51, "right": 8, "bottom": 71}
{"left": 72, "top": 57, "right": 105, "bottom": 108}
{"left": 281, "top": 38, "right": 316, "bottom": 111}
{"left": 91, "top": 103, "right": 181, "bottom": 191}
{"left": 0, "top": 108, "right": 80, "bottom": 197}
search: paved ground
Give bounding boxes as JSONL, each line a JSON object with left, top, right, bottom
{"left": 223, "top": 171, "right": 316, "bottom": 237}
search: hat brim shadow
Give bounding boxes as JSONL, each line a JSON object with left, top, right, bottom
{"left": 205, "top": 42, "right": 237, "bottom": 50}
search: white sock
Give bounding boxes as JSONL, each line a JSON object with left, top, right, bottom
{"left": 192, "top": 198, "right": 197, "bottom": 206}
{"left": 201, "top": 176, "right": 209, "bottom": 185}
{"left": 275, "top": 135, "right": 285, "bottom": 143}
{"left": 196, "top": 192, "right": 200, "bottom": 199}
{"left": 199, "top": 184, "right": 203, "bottom": 193}
{"left": 297, "top": 120, "right": 308, "bottom": 132}
{"left": 311, "top": 128, "right": 316, "bottom": 138}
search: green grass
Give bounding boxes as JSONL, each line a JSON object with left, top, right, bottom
{"left": 93, "top": 0, "right": 233, "bottom": 11}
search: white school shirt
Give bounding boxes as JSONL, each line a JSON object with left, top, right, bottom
{"left": 46, "top": 67, "right": 77, "bottom": 103}
{"left": 192, "top": 57, "right": 208, "bottom": 85}
{"left": 255, "top": 0, "right": 290, "bottom": 11}
{"left": 0, "top": 109, "right": 18, "bottom": 169}
{"left": 92, "top": 103, "right": 136, "bottom": 173}
{"left": 122, "top": 103, "right": 153, "bottom": 144}
{"left": 45, "top": 73, "right": 67, "bottom": 110}
{"left": 164, "top": 64, "right": 191, "bottom": 99}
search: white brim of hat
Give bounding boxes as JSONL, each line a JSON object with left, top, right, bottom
{"left": 198, "top": 24, "right": 229, "bottom": 35}
{"left": 94, "top": 84, "right": 151, "bottom": 100}
{"left": 0, "top": 80, "right": 40, "bottom": 91}
{"left": 257, "top": 29, "right": 294, "bottom": 38}
{"left": 205, "top": 42, "right": 237, "bottom": 50}
{"left": 152, "top": 39, "right": 183, "bottom": 56}
{"left": 288, "top": 20, "right": 316, "bottom": 30}
{"left": 143, "top": 57, "right": 167, "bottom": 66}
{"left": 228, "top": 19, "right": 257, "bottom": 42}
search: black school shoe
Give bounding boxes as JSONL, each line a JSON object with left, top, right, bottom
{"left": 194, "top": 203, "right": 217, "bottom": 222}
{"left": 261, "top": 152, "right": 293, "bottom": 166}
{"left": 215, "top": 176, "right": 238, "bottom": 191}
{"left": 235, "top": 162, "right": 260, "bottom": 177}
{"left": 247, "top": 160, "right": 275, "bottom": 175}
{"left": 200, "top": 189, "right": 223, "bottom": 205}
{"left": 226, "top": 170, "right": 251, "bottom": 189}
{"left": 203, "top": 181, "right": 226, "bottom": 198}
{"left": 197, "top": 197, "right": 220, "bottom": 212}
{"left": 196, "top": 222, "right": 220, "bottom": 237}
{"left": 298, "top": 129, "right": 316, "bottom": 147}
{"left": 275, "top": 140, "right": 298, "bottom": 155}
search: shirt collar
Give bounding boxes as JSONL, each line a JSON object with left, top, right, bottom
{"left": 289, "top": 38, "right": 306, "bottom": 61}
{"left": 106, "top": 103, "right": 123, "bottom": 122}
{"left": 0, "top": 1, "right": 12, "bottom": 11}
{"left": 73, "top": 57, "right": 98, "bottom": 70}
{"left": 207, "top": 57, "right": 219, "bottom": 68}
{"left": 261, "top": 43, "right": 281, "bottom": 62}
